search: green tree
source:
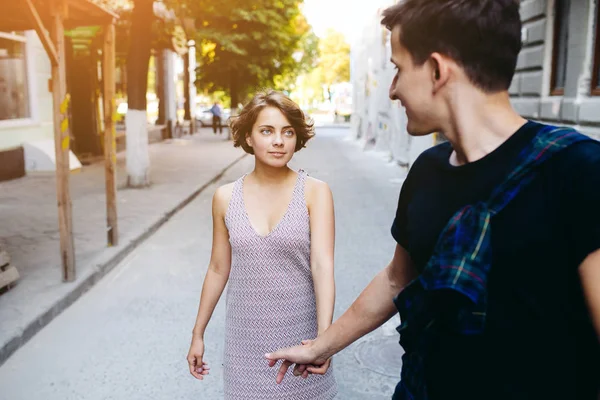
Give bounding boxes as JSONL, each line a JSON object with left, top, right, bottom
{"left": 318, "top": 29, "right": 350, "bottom": 101}
{"left": 272, "top": 13, "right": 319, "bottom": 93}
{"left": 192, "top": 0, "right": 314, "bottom": 109}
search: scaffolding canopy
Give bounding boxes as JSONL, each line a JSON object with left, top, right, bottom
{"left": 1, "top": 0, "right": 117, "bottom": 32}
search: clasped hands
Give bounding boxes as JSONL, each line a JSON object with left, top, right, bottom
{"left": 265, "top": 339, "right": 332, "bottom": 384}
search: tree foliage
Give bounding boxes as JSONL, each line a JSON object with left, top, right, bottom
{"left": 90, "top": 0, "right": 317, "bottom": 108}
{"left": 189, "top": 0, "right": 317, "bottom": 107}
{"left": 317, "top": 29, "right": 350, "bottom": 97}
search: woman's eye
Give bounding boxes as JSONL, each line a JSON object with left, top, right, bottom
{"left": 260, "top": 129, "right": 272, "bottom": 135}
{"left": 284, "top": 130, "right": 295, "bottom": 136}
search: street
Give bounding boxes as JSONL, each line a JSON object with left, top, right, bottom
{"left": 0, "top": 128, "right": 408, "bottom": 400}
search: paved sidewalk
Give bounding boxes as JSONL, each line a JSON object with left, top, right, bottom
{"left": 0, "top": 129, "right": 246, "bottom": 365}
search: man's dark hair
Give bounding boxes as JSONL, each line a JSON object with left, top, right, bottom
{"left": 381, "top": 0, "right": 522, "bottom": 92}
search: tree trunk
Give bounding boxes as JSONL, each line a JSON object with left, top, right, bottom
{"left": 126, "top": 0, "right": 153, "bottom": 188}
{"left": 156, "top": 50, "right": 165, "bottom": 125}
{"left": 183, "top": 50, "right": 191, "bottom": 122}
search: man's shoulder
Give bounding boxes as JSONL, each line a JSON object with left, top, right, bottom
{"left": 406, "top": 141, "right": 452, "bottom": 177}
{"left": 551, "top": 132, "right": 600, "bottom": 171}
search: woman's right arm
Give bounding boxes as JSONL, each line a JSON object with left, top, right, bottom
{"left": 187, "top": 185, "right": 233, "bottom": 379}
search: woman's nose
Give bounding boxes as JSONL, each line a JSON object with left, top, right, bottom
{"left": 273, "top": 133, "right": 284, "bottom": 145}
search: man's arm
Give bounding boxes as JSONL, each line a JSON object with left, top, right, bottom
{"left": 266, "top": 244, "right": 417, "bottom": 383}
{"left": 580, "top": 249, "right": 600, "bottom": 340}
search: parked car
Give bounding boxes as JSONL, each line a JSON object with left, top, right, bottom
{"left": 195, "top": 107, "right": 231, "bottom": 127}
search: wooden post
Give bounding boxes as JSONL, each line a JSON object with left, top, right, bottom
{"left": 24, "top": 0, "right": 59, "bottom": 67}
{"left": 103, "top": 23, "right": 118, "bottom": 246}
{"left": 50, "top": 0, "right": 76, "bottom": 281}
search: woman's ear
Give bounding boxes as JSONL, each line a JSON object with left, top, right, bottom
{"left": 246, "top": 133, "right": 253, "bottom": 148}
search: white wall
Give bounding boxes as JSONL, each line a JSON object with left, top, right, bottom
{"left": 350, "top": 2, "right": 436, "bottom": 168}
{"left": 0, "top": 31, "right": 53, "bottom": 151}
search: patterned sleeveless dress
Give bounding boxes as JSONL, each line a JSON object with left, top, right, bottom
{"left": 223, "top": 170, "right": 337, "bottom": 399}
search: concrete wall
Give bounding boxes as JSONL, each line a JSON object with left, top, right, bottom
{"left": 350, "top": 3, "right": 435, "bottom": 168}
{"left": 0, "top": 31, "right": 53, "bottom": 151}
{"left": 512, "top": 0, "right": 600, "bottom": 139}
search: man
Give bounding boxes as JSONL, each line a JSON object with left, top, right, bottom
{"left": 265, "top": 1, "right": 600, "bottom": 399}
{"left": 210, "top": 101, "right": 223, "bottom": 134}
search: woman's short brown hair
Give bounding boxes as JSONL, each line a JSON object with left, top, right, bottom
{"left": 229, "top": 90, "right": 315, "bottom": 155}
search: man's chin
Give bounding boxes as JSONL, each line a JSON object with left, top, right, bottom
{"left": 406, "top": 125, "right": 435, "bottom": 137}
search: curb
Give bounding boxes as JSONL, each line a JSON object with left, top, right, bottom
{"left": 0, "top": 153, "right": 247, "bottom": 366}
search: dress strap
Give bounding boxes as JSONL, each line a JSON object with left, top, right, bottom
{"left": 226, "top": 174, "right": 246, "bottom": 216}
{"left": 291, "top": 169, "right": 308, "bottom": 210}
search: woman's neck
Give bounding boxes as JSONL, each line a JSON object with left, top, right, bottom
{"left": 250, "top": 162, "right": 295, "bottom": 186}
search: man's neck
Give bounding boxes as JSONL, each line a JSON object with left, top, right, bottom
{"left": 442, "top": 89, "right": 527, "bottom": 167}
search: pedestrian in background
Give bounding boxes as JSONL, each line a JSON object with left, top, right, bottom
{"left": 265, "top": 1, "right": 600, "bottom": 399}
{"left": 210, "top": 101, "right": 223, "bottom": 134}
{"left": 187, "top": 90, "right": 338, "bottom": 399}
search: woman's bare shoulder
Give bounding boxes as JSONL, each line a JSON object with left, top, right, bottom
{"left": 213, "top": 181, "right": 236, "bottom": 213}
{"left": 304, "top": 176, "right": 332, "bottom": 206}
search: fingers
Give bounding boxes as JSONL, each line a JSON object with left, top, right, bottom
{"left": 268, "top": 359, "right": 278, "bottom": 368}
{"left": 264, "top": 350, "right": 282, "bottom": 361}
{"left": 293, "top": 364, "right": 307, "bottom": 376}
{"left": 188, "top": 357, "right": 198, "bottom": 378}
{"left": 188, "top": 357, "right": 210, "bottom": 380}
{"left": 196, "top": 361, "right": 210, "bottom": 377}
{"left": 307, "top": 358, "right": 331, "bottom": 375}
{"left": 307, "top": 365, "right": 326, "bottom": 374}
{"left": 276, "top": 360, "right": 293, "bottom": 384}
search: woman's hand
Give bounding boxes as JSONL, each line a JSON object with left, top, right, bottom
{"left": 187, "top": 337, "right": 210, "bottom": 380}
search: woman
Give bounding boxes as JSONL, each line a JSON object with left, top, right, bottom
{"left": 187, "top": 90, "right": 338, "bottom": 399}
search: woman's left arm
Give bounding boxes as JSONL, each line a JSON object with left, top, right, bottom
{"left": 307, "top": 178, "right": 336, "bottom": 336}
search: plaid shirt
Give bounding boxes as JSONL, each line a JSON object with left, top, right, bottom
{"left": 393, "top": 125, "right": 591, "bottom": 400}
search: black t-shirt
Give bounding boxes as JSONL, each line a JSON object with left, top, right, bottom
{"left": 391, "top": 121, "right": 600, "bottom": 400}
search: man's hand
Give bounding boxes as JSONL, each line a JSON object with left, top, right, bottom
{"left": 266, "top": 245, "right": 415, "bottom": 384}
{"left": 292, "top": 339, "right": 332, "bottom": 379}
{"left": 265, "top": 339, "right": 329, "bottom": 384}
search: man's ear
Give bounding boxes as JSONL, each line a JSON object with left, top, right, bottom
{"left": 430, "top": 52, "right": 450, "bottom": 92}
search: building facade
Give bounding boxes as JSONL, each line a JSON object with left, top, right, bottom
{"left": 350, "top": 3, "right": 436, "bottom": 168}
{"left": 0, "top": 28, "right": 194, "bottom": 182}
{"left": 0, "top": 31, "right": 54, "bottom": 180}
{"left": 351, "top": 0, "right": 600, "bottom": 168}
{"left": 512, "top": 0, "right": 600, "bottom": 139}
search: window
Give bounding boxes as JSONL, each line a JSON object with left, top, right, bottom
{"left": 550, "top": 0, "right": 570, "bottom": 95}
{"left": 0, "top": 32, "right": 30, "bottom": 121}
{"left": 592, "top": 5, "right": 600, "bottom": 95}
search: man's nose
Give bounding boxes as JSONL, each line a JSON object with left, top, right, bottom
{"left": 389, "top": 76, "right": 398, "bottom": 101}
